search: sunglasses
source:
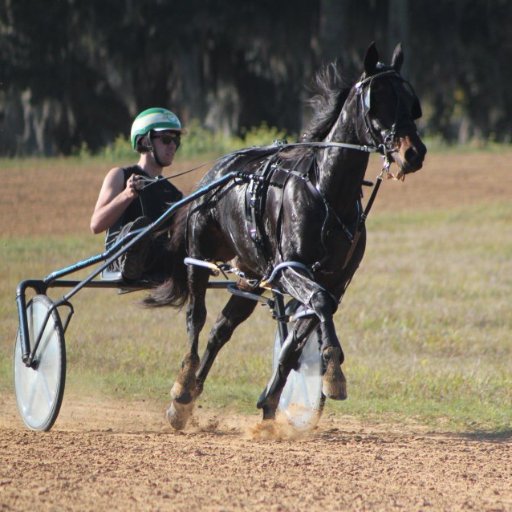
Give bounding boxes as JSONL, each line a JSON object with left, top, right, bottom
{"left": 153, "top": 132, "right": 181, "bottom": 147}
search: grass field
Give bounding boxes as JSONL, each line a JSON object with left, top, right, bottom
{"left": 1, "top": 149, "right": 511, "bottom": 433}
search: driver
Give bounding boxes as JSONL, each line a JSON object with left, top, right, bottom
{"left": 90, "top": 107, "right": 184, "bottom": 281}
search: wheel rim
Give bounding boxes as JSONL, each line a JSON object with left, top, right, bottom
{"left": 273, "top": 309, "right": 323, "bottom": 430}
{"left": 14, "top": 296, "right": 65, "bottom": 431}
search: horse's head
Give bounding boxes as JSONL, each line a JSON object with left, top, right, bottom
{"left": 354, "top": 42, "right": 426, "bottom": 176}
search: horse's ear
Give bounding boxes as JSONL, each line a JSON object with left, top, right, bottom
{"left": 391, "top": 43, "right": 404, "bottom": 72}
{"left": 363, "top": 42, "right": 379, "bottom": 75}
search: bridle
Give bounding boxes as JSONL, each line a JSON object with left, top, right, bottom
{"left": 354, "top": 68, "right": 421, "bottom": 159}
{"left": 274, "top": 69, "right": 420, "bottom": 166}
{"left": 355, "top": 69, "right": 397, "bottom": 152}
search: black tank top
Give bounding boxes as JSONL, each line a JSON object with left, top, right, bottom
{"left": 105, "top": 165, "right": 183, "bottom": 248}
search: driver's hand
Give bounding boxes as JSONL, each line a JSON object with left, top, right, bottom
{"left": 126, "top": 174, "right": 144, "bottom": 196}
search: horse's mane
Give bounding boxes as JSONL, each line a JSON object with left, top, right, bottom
{"left": 302, "top": 60, "right": 353, "bottom": 142}
{"left": 200, "top": 61, "right": 354, "bottom": 170}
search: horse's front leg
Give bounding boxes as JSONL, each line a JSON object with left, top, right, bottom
{"left": 167, "top": 266, "right": 209, "bottom": 430}
{"left": 308, "top": 289, "right": 347, "bottom": 401}
{"left": 279, "top": 267, "right": 347, "bottom": 400}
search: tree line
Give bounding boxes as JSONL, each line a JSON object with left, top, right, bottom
{"left": 1, "top": 0, "right": 510, "bottom": 156}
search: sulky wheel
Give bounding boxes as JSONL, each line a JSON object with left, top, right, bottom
{"left": 14, "top": 294, "right": 66, "bottom": 431}
{"left": 273, "top": 300, "right": 325, "bottom": 430}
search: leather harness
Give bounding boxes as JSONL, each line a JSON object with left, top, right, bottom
{"left": 243, "top": 151, "right": 366, "bottom": 273}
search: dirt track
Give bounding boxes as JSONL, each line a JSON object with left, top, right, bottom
{"left": 1, "top": 394, "right": 510, "bottom": 511}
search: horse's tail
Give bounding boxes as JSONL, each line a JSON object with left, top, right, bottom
{"left": 143, "top": 205, "right": 190, "bottom": 308}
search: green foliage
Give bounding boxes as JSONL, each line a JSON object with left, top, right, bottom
{"left": 239, "top": 123, "right": 290, "bottom": 149}
{"left": 91, "top": 121, "right": 291, "bottom": 161}
{"left": 98, "top": 135, "right": 134, "bottom": 161}
{"left": 3, "top": 1, "right": 512, "bottom": 157}
{"left": 180, "top": 121, "right": 290, "bottom": 157}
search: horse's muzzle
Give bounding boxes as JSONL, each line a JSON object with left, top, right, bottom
{"left": 396, "top": 134, "right": 427, "bottom": 174}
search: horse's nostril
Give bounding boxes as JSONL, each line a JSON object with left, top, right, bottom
{"left": 405, "top": 147, "right": 416, "bottom": 161}
{"left": 405, "top": 146, "right": 425, "bottom": 164}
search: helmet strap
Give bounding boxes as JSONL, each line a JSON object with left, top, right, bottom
{"left": 146, "top": 132, "right": 165, "bottom": 168}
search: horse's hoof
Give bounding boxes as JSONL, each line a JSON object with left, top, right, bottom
{"left": 261, "top": 403, "right": 278, "bottom": 421}
{"left": 322, "top": 347, "right": 347, "bottom": 400}
{"left": 256, "top": 389, "right": 268, "bottom": 409}
{"left": 166, "top": 400, "right": 194, "bottom": 430}
{"left": 256, "top": 389, "right": 279, "bottom": 418}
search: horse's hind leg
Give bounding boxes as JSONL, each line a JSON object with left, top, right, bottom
{"left": 195, "top": 293, "right": 261, "bottom": 394}
{"left": 167, "top": 265, "right": 210, "bottom": 430}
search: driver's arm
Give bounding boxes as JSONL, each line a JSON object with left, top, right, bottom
{"left": 90, "top": 168, "right": 140, "bottom": 234}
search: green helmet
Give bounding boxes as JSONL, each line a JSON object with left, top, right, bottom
{"left": 130, "top": 107, "right": 183, "bottom": 150}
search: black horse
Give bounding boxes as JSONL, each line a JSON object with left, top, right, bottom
{"left": 147, "top": 43, "right": 426, "bottom": 429}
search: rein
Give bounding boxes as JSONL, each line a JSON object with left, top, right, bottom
{"left": 340, "top": 160, "right": 389, "bottom": 269}
{"left": 274, "top": 140, "right": 384, "bottom": 154}
{"left": 138, "top": 139, "right": 393, "bottom": 273}
{"left": 139, "top": 68, "right": 411, "bottom": 193}
{"left": 138, "top": 139, "right": 387, "bottom": 192}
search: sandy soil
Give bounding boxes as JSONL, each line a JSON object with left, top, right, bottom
{"left": 1, "top": 393, "right": 510, "bottom": 512}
